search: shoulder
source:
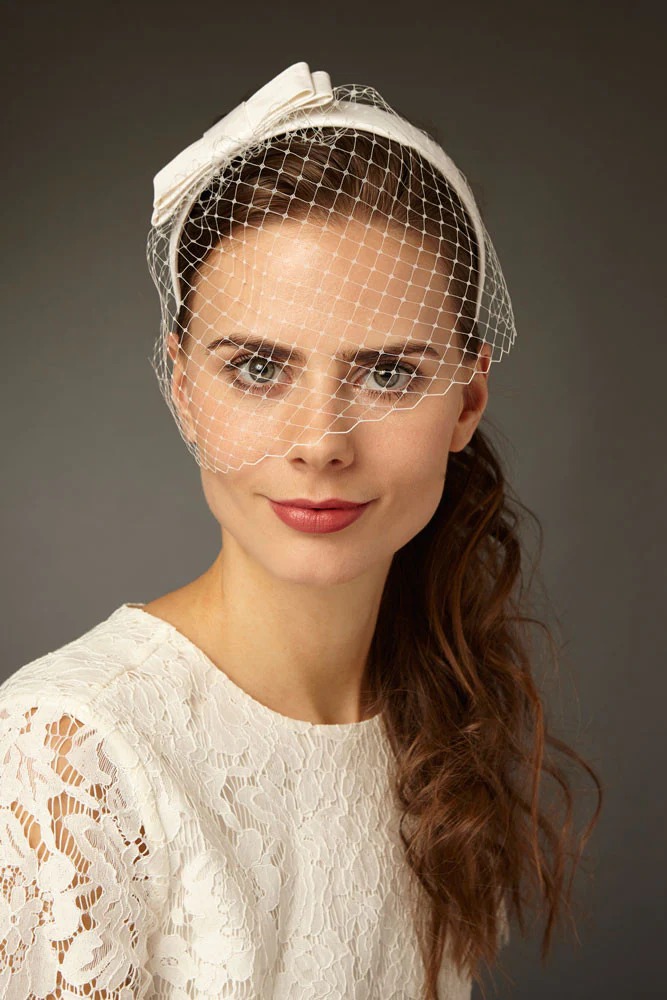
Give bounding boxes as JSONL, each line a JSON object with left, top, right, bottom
{"left": 1, "top": 606, "right": 156, "bottom": 713}
{"left": 0, "top": 607, "right": 174, "bottom": 883}
{"left": 0, "top": 604, "right": 201, "bottom": 750}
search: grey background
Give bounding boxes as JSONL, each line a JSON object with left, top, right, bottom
{"left": 1, "top": 1, "right": 665, "bottom": 996}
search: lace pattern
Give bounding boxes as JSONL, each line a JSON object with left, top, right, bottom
{"left": 0, "top": 604, "right": 506, "bottom": 997}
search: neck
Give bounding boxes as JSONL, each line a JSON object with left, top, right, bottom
{"left": 192, "top": 537, "right": 391, "bottom": 725}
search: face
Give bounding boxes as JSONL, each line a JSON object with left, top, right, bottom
{"left": 168, "top": 217, "right": 490, "bottom": 587}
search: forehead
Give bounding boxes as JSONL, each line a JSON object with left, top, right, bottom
{"left": 188, "top": 218, "right": 456, "bottom": 343}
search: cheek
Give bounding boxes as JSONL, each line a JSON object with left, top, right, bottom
{"left": 362, "top": 408, "right": 455, "bottom": 542}
{"left": 369, "top": 407, "right": 453, "bottom": 492}
{"left": 186, "top": 369, "right": 277, "bottom": 472}
{"left": 199, "top": 467, "right": 250, "bottom": 530}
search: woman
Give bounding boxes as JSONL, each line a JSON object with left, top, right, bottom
{"left": 0, "top": 62, "right": 602, "bottom": 999}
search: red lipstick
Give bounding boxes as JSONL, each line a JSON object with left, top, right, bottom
{"left": 268, "top": 498, "right": 373, "bottom": 534}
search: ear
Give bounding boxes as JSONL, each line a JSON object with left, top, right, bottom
{"left": 167, "top": 331, "right": 197, "bottom": 445}
{"left": 449, "top": 342, "right": 491, "bottom": 453}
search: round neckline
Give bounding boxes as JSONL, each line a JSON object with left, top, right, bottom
{"left": 116, "top": 602, "right": 385, "bottom": 739}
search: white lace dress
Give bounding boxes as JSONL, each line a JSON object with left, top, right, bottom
{"left": 0, "top": 602, "right": 508, "bottom": 998}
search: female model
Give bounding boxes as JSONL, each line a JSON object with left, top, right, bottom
{"left": 0, "top": 62, "right": 602, "bottom": 999}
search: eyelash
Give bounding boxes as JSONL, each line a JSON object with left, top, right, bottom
{"left": 220, "top": 353, "right": 424, "bottom": 400}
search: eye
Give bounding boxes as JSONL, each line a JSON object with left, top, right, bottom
{"left": 221, "top": 352, "right": 423, "bottom": 400}
{"left": 359, "top": 361, "right": 416, "bottom": 394}
{"left": 230, "top": 355, "right": 283, "bottom": 387}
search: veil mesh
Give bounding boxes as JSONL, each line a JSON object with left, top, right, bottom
{"left": 147, "top": 65, "right": 516, "bottom": 475}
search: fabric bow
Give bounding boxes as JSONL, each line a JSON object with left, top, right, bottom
{"left": 151, "top": 62, "right": 334, "bottom": 227}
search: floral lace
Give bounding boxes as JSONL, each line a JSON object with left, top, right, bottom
{"left": 0, "top": 604, "right": 507, "bottom": 997}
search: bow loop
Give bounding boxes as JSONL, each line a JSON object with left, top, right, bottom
{"left": 151, "top": 62, "right": 333, "bottom": 228}
{"left": 241, "top": 64, "right": 334, "bottom": 132}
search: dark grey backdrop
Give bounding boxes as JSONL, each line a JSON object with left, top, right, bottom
{"left": 2, "top": 1, "right": 665, "bottom": 997}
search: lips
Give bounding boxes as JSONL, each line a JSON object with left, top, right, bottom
{"left": 268, "top": 498, "right": 372, "bottom": 534}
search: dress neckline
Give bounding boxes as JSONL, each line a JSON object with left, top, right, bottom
{"left": 114, "top": 602, "right": 385, "bottom": 741}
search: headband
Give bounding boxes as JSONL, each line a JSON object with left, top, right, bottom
{"left": 150, "top": 61, "right": 487, "bottom": 322}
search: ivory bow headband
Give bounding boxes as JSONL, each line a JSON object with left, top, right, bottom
{"left": 150, "top": 61, "right": 487, "bottom": 320}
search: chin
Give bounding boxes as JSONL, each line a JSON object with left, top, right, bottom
{"left": 267, "top": 549, "right": 375, "bottom": 588}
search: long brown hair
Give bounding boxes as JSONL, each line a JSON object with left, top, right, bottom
{"left": 173, "top": 125, "right": 603, "bottom": 998}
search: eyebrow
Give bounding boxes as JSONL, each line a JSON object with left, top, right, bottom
{"left": 205, "top": 335, "right": 443, "bottom": 365}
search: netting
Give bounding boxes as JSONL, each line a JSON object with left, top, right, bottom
{"left": 147, "top": 63, "right": 516, "bottom": 475}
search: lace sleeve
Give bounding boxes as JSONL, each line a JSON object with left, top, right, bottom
{"left": 0, "top": 699, "right": 167, "bottom": 999}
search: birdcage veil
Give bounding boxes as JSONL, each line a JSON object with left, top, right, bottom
{"left": 147, "top": 62, "right": 516, "bottom": 474}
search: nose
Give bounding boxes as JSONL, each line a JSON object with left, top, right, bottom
{"left": 287, "top": 368, "right": 358, "bottom": 438}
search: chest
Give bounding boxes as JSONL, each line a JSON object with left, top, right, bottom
{"left": 140, "top": 713, "right": 470, "bottom": 999}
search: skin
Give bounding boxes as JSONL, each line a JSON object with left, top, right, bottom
{"left": 144, "top": 218, "right": 490, "bottom": 725}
